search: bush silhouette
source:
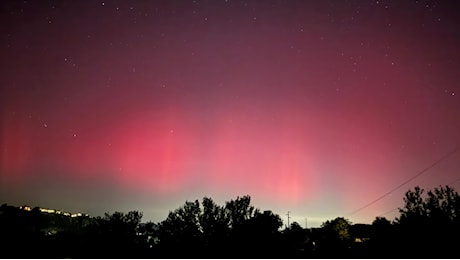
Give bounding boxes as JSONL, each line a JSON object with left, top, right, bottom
{"left": 2, "top": 185, "right": 460, "bottom": 258}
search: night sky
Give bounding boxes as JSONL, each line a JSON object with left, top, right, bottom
{"left": 1, "top": 0, "right": 460, "bottom": 228}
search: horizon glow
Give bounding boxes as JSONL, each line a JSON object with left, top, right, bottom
{"left": 1, "top": 0, "right": 460, "bottom": 228}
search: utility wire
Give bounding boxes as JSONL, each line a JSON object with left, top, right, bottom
{"left": 364, "top": 207, "right": 400, "bottom": 223}
{"left": 347, "top": 146, "right": 459, "bottom": 217}
{"left": 365, "top": 169, "right": 460, "bottom": 223}
{"left": 378, "top": 207, "right": 399, "bottom": 217}
{"left": 367, "top": 173, "right": 460, "bottom": 223}
{"left": 449, "top": 176, "right": 460, "bottom": 186}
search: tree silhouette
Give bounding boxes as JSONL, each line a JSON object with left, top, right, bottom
{"left": 137, "top": 221, "right": 158, "bottom": 252}
{"left": 240, "top": 209, "right": 283, "bottom": 257}
{"left": 316, "top": 217, "right": 353, "bottom": 257}
{"left": 4, "top": 185, "right": 460, "bottom": 258}
{"left": 224, "top": 195, "right": 255, "bottom": 229}
{"left": 281, "top": 221, "right": 310, "bottom": 257}
{"left": 156, "top": 195, "right": 285, "bottom": 257}
{"left": 394, "top": 185, "right": 460, "bottom": 257}
{"left": 199, "top": 197, "right": 230, "bottom": 255}
{"left": 368, "top": 216, "right": 394, "bottom": 257}
{"left": 157, "top": 200, "right": 203, "bottom": 257}
{"left": 81, "top": 210, "right": 144, "bottom": 258}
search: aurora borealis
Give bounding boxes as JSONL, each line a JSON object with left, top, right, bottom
{"left": 1, "top": 0, "right": 460, "bottom": 227}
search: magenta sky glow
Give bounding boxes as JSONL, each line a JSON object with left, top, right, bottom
{"left": 1, "top": 0, "right": 460, "bottom": 227}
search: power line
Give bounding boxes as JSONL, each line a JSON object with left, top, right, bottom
{"left": 366, "top": 173, "right": 460, "bottom": 223}
{"left": 449, "top": 176, "right": 460, "bottom": 186}
{"left": 378, "top": 207, "right": 399, "bottom": 217}
{"left": 364, "top": 206, "right": 400, "bottom": 223}
{"left": 347, "top": 146, "right": 459, "bottom": 217}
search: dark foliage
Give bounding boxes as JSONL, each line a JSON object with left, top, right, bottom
{"left": 1, "top": 185, "right": 460, "bottom": 258}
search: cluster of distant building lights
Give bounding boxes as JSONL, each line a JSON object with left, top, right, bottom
{"left": 19, "top": 205, "right": 88, "bottom": 218}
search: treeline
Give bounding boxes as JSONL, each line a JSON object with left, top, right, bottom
{"left": 1, "top": 185, "right": 460, "bottom": 258}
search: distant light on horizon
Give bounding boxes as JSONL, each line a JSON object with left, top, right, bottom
{"left": 1, "top": 0, "right": 460, "bottom": 227}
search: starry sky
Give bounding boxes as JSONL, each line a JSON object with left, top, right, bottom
{"left": 1, "top": 0, "right": 460, "bottom": 228}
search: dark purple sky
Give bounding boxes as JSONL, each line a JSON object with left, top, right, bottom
{"left": 1, "top": 0, "right": 460, "bottom": 227}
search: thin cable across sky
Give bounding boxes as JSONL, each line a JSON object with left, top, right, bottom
{"left": 2, "top": 1, "right": 460, "bottom": 227}
{"left": 347, "top": 146, "right": 459, "bottom": 217}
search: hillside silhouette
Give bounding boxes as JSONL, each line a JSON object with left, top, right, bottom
{"left": 1, "top": 185, "right": 460, "bottom": 258}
